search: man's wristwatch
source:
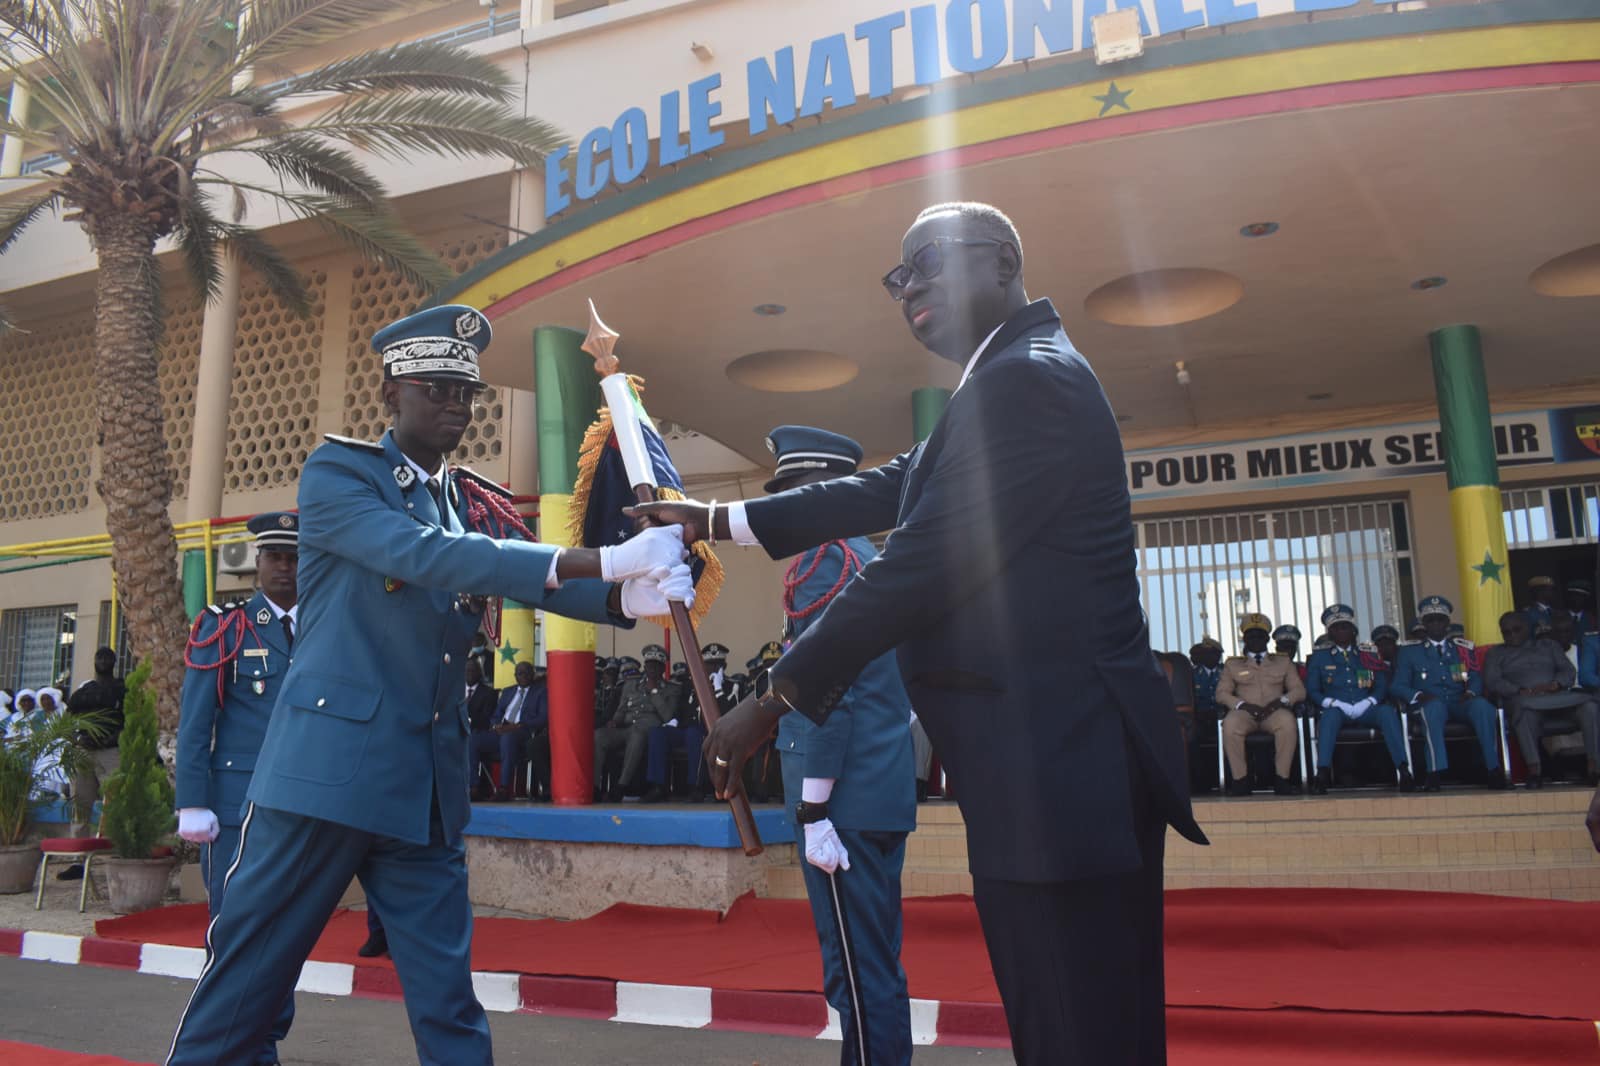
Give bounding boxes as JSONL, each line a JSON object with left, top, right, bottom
{"left": 794, "top": 800, "right": 830, "bottom": 825}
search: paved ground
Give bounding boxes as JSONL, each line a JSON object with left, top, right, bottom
{"left": 2, "top": 956, "right": 1014, "bottom": 1065}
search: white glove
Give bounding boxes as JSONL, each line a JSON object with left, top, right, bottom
{"left": 620, "top": 563, "right": 696, "bottom": 619}
{"left": 178, "top": 807, "right": 220, "bottom": 844}
{"left": 665, "top": 719, "right": 679, "bottom": 728}
{"left": 600, "top": 525, "right": 687, "bottom": 582}
{"left": 1347, "top": 698, "right": 1373, "bottom": 719}
{"left": 803, "top": 819, "right": 851, "bottom": 874}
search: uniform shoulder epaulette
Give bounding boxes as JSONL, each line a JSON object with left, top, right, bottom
{"left": 1358, "top": 642, "right": 1378, "bottom": 653}
{"left": 1398, "top": 639, "right": 1421, "bottom": 647}
{"left": 1454, "top": 638, "right": 1476, "bottom": 651}
{"left": 451, "top": 465, "right": 513, "bottom": 499}
{"left": 1224, "top": 655, "right": 1246, "bottom": 665}
{"left": 205, "top": 599, "right": 247, "bottom": 617}
{"left": 322, "top": 433, "right": 384, "bottom": 453}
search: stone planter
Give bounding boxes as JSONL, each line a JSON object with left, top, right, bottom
{"left": 0, "top": 843, "right": 37, "bottom": 894}
{"left": 103, "top": 856, "right": 175, "bottom": 914}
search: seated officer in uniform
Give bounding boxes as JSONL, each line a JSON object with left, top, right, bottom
{"left": 1187, "top": 637, "right": 1224, "bottom": 791}
{"left": 594, "top": 644, "right": 679, "bottom": 801}
{"left": 1566, "top": 580, "right": 1596, "bottom": 636}
{"left": 1273, "top": 624, "right": 1303, "bottom": 666}
{"left": 1306, "top": 604, "right": 1413, "bottom": 794}
{"left": 175, "top": 511, "right": 300, "bottom": 1066}
{"left": 1391, "top": 595, "right": 1505, "bottom": 793}
{"left": 766, "top": 425, "right": 919, "bottom": 1064}
{"left": 1524, "top": 575, "right": 1559, "bottom": 636}
{"left": 1484, "top": 611, "right": 1599, "bottom": 789}
{"left": 165, "top": 305, "right": 692, "bottom": 1066}
{"left": 1371, "top": 624, "right": 1402, "bottom": 670}
{"left": 1407, "top": 618, "right": 1427, "bottom": 642}
{"left": 642, "top": 642, "right": 737, "bottom": 803}
{"left": 1217, "top": 613, "right": 1306, "bottom": 795}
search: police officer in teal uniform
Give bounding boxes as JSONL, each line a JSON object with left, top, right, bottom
{"left": 174, "top": 512, "right": 299, "bottom": 1065}
{"left": 165, "top": 305, "right": 693, "bottom": 1066}
{"left": 1307, "top": 604, "right": 1413, "bottom": 795}
{"left": 768, "top": 426, "right": 918, "bottom": 1065}
{"left": 1390, "top": 595, "right": 1505, "bottom": 793}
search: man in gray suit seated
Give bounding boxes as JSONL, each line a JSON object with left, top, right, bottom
{"left": 1484, "top": 611, "right": 1599, "bottom": 788}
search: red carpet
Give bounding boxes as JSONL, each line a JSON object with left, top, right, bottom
{"left": 94, "top": 889, "right": 1600, "bottom": 1062}
{"left": 0, "top": 1043, "right": 146, "bottom": 1065}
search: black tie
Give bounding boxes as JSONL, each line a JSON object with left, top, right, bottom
{"left": 428, "top": 476, "right": 445, "bottom": 517}
{"left": 1253, "top": 654, "right": 1264, "bottom": 665}
{"left": 281, "top": 614, "right": 294, "bottom": 650}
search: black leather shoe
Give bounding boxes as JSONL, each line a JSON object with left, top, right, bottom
{"left": 915, "top": 779, "right": 930, "bottom": 804}
{"left": 1397, "top": 766, "right": 1416, "bottom": 793}
{"left": 56, "top": 863, "right": 84, "bottom": 881}
{"left": 1273, "top": 775, "right": 1302, "bottom": 796}
{"left": 1225, "top": 775, "right": 1252, "bottom": 797}
{"left": 605, "top": 787, "right": 624, "bottom": 804}
{"left": 1310, "top": 768, "right": 1332, "bottom": 795}
{"left": 686, "top": 789, "right": 705, "bottom": 804}
{"left": 1486, "top": 768, "right": 1509, "bottom": 790}
{"left": 1423, "top": 771, "right": 1442, "bottom": 793}
{"left": 1524, "top": 772, "right": 1545, "bottom": 790}
{"left": 639, "top": 785, "right": 668, "bottom": 804}
{"left": 356, "top": 930, "right": 388, "bottom": 958}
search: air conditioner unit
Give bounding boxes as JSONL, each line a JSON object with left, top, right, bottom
{"left": 216, "top": 541, "right": 256, "bottom": 575}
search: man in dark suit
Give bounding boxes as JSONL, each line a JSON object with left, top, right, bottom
{"left": 633, "top": 202, "right": 1207, "bottom": 1064}
{"left": 474, "top": 661, "right": 549, "bottom": 801}
{"left": 463, "top": 658, "right": 498, "bottom": 798}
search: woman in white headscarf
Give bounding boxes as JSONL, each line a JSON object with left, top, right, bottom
{"left": 31, "top": 687, "right": 70, "bottom": 795}
{"left": 6, "top": 689, "right": 37, "bottom": 741}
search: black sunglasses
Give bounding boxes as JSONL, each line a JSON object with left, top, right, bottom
{"left": 882, "top": 237, "right": 1009, "bottom": 301}
{"left": 403, "top": 379, "right": 486, "bottom": 407}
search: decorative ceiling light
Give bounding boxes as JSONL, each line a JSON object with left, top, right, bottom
{"left": 1410, "top": 276, "right": 1448, "bottom": 291}
{"left": 753, "top": 303, "right": 786, "bottom": 316}
{"left": 1239, "top": 222, "right": 1279, "bottom": 238}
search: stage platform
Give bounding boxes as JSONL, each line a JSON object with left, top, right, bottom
{"left": 765, "top": 786, "right": 1600, "bottom": 902}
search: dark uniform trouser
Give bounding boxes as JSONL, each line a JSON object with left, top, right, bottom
{"left": 970, "top": 758, "right": 1168, "bottom": 1066}
{"left": 796, "top": 827, "right": 912, "bottom": 1066}
{"left": 595, "top": 720, "right": 654, "bottom": 790}
{"left": 646, "top": 724, "right": 707, "bottom": 790}
{"left": 201, "top": 827, "right": 294, "bottom": 1066}
{"left": 168, "top": 799, "right": 487, "bottom": 1066}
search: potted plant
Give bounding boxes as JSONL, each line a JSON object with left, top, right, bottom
{"left": 100, "top": 663, "right": 176, "bottom": 913}
{"left": 0, "top": 698, "right": 109, "bottom": 893}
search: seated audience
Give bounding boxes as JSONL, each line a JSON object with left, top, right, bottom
{"left": 1391, "top": 596, "right": 1504, "bottom": 792}
{"left": 594, "top": 645, "right": 678, "bottom": 801}
{"left": 1217, "top": 613, "right": 1306, "bottom": 796}
{"left": 471, "top": 661, "right": 546, "bottom": 801}
{"left": 1484, "top": 612, "right": 1598, "bottom": 788}
{"left": 642, "top": 642, "right": 736, "bottom": 803}
{"left": 1307, "top": 605, "right": 1413, "bottom": 793}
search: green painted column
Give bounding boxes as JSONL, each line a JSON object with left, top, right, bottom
{"left": 533, "top": 325, "right": 604, "bottom": 805}
{"left": 181, "top": 549, "right": 208, "bottom": 619}
{"left": 1429, "top": 324, "right": 1512, "bottom": 646}
{"left": 912, "top": 386, "right": 951, "bottom": 443}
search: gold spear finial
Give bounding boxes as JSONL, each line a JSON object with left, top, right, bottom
{"left": 580, "top": 298, "right": 621, "bottom": 376}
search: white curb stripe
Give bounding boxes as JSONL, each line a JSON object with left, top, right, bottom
{"left": 910, "top": 998, "right": 940, "bottom": 1046}
{"left": 21, "top": 931, "right": 81, "bottom": 964}
{"left": 140, "top": 942, "right": 207, "bottom": 979}
{"left": 613, "top": 981, "right": 712, "bottom": 1029}
{"left": 819, "top": 1003, "right": 843, "bottom": 1041}
{"left": 296, "top": 960, "right": 355, "bottom": 996}
{"left": 471, "top": 971, "right": 523, "bottom": 1013}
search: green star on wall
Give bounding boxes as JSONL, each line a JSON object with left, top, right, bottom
{"left": 1094, "top": 81, "right": 1133, "bottom": 117}
{"left": 499, "top": 641, "right": 521, "bottom": 664}
{"left": 1470, "top": 550, "right": 1505, "bottom": 586}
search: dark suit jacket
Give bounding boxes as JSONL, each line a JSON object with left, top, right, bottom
{"left": 493, "top": 683, "right": 548, "bottom": 732}
{"left": 465, "top": 684, "right": 497, "bottom": 733}
{"left": 748, "top": 299, "right": 1206, "bottom": 882}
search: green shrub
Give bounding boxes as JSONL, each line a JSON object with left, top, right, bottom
{"left": 100, "top": 662, "right": 174, "bottom": 859}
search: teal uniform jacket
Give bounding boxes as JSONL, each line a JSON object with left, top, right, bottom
{"left": 248, "top": 430, "right": 625, "bottom": 845}
{"left": 176, "top": 591, "right": 292, "bottom": 827}
{"left": 777, "top": 538, "right": 916, "bottom": 833}
{"left": 1390, "top": 639, "right": 1483, "bottom": 704}
{"left": 1305, "top": 644, "right": 1390, "bottom": 708}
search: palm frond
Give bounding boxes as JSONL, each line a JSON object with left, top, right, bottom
{"left": 241, "top": 0, "right": 425, "bottom": 64}
{"left": 215, "top": 222, "right": 311, "bottom": 316}
{"left": 172, "top": 188, "right": 224, "bottom": 304}
{"left": 197, "top": 175, "right": 450, "bottom": 294}
{"left": 270, "top": 40, "right": 514, "bottom": 103}
{"left": 0, "top": 182, "right": 60, "bottom": 253}
{"left": 298, "top": 96, "right": 567, "bottom": 167}
{"left": 242, "top": 134, "right": 386, "bottom": 209}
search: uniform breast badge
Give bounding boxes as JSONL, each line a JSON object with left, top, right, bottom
{"left": 251, "top": 679, "right": 266, "bottom": 695}
{"left": 385, "top": 576, "right": 404, "bottom": 593}
{"left": 256, "top": 607, "right": 272, "bottom": 625}
{"left": 393, "top": 465, "right": 417, "bottom": 489}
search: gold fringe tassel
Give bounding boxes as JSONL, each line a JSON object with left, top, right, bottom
{"left": 567, "top": 377, "right": 723, "bottom": 630}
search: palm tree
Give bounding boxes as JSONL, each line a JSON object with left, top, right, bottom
{"left": 0, "top": 1, "right": 563, "bottom": 731}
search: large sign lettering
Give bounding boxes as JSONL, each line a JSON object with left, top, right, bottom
{"left": 1127, "top": 405, "right": 1600, "bottom": 501}
{"left": 545, "top": 0, "right": 1365, "bottom": 218}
